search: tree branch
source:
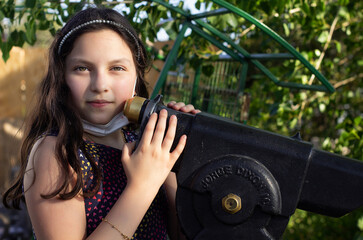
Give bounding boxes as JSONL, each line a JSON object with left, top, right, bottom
{"left": 333, "top": 73, "right": 363, "bottom": 89}
{"left": 298, "top": 10, "right": 340, "bottom": 127}
{"left": 308, "top": 12, "right": 340, "bottom": 85}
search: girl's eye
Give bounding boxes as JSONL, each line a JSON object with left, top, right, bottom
{"left": 111, "top": 66, "right": 125, "bottom": 71}
{"left": 75, "top": 66, "right": 89, "bottom": 72}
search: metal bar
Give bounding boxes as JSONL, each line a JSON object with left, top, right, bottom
{"left": 195, "top": 19, "right": 251, "bottom": 57}
{"left": 189, "top": 8, "right": 231, "bottom": 20}
{"left": 186, "top": 23, "right": 242, "bottom": 62}
{"left": 276, "top": 81, "right": 332, "bottom": 92}
{"left": 151, "top": 0, "right": 189, "bottom": 18}
{"left": 194, "top": 19, "right": 280, "bottom": 85}
{"left": 195, "top": 4, "right": 332, "bottom": 92}
{"left": 249, "top": 53, "right": 295, "bottom": 60}
{"left": 210, "top": 0, "right": 335, "bottom": 93}
{"left": 151, "top": 23, "right": 189, "bottom": 98}
{"left": 191, "top": 64, "right": 202, "bottom": 105}
{"left": 250, "top": 59, "right": 280, "bottom": 85}
{"left": 188, "top": 24, "right": 324, "bottom": 92}
{"left": 239, "top": 60, "right": 248, "bottom": 94}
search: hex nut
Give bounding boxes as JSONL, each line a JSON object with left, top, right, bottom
{"left": 222, "top": 193, "right": 242, "bottom": 214}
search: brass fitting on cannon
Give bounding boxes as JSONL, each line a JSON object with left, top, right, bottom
{"left": 222, "top": 193, "right": 242, "bottom": 214}
{"left": 124, "top": 96, "right": 147, "bottom": 123}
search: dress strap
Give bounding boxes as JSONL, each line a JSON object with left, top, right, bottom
{"left": 122, "top": 128, "right": 139, "bottom": 143}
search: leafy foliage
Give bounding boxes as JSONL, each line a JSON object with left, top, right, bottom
{"left": 0, "top": 0, "right": 362, "bottom": 239}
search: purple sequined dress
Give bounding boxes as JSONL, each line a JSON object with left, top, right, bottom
{"left": 80, "top": 129, "right": 169, "bottom": 239}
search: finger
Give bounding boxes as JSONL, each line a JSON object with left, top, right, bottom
{"left": 122, "top": 142, "right": 135, "bottom": 162}
{"left": 170, "top": 135, "right": 187, "bottom": 161}
{"left": 167, "top": 101, "right": 176, "bottom": 108}
{"left": 169, "top": 102, "right": 186, "bottom": 111}
{"left": 151, "top": 109, "right": 168, "bottom": 144}
{"left": 162, "top": 115, "right": 177, "bottom": 150}
{"left": 181, "top": 104, "right": 201, "bottom": 113}
{"left": 191, "top": 109, "right": 201, "bottom": 114}
{"left": 140, "top": 113, "right": 158, "bottom": 145}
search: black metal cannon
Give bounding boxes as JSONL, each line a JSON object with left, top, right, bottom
{"left": 124, "top": 95, "right": 363, "bottom": 240}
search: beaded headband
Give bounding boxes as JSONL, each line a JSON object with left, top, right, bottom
{"left": 58, "top": 19, "right": 141, "bottom": 61}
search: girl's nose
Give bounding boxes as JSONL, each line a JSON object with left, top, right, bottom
{"left": 90, "top": 70, "right": 109, "bottom": 92}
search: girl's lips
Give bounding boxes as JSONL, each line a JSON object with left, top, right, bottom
{"left": 87, "top": 100, "right": 112, "bottom": 108}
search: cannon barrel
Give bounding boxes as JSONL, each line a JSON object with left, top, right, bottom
{"left": 124, "top": 95, "right": 363, "bottom": 240}
{"left": 298, "top": 148, "right": 363, "bottom": 217}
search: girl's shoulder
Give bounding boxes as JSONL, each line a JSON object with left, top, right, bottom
{"left": 23, "top": 133, "right": 65, "bottom": 193}
{"left": 30, "top": 131, "right": 59, "bottom": 166}
{"left": 32, "top": 133, "right": 58, "bottom": 159}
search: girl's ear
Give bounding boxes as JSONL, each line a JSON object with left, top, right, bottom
{"left": 132, "top": 77, "right": 138, "bottom": 97}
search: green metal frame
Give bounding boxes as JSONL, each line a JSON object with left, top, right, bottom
{"left": 150, "top": 0, "right": 335, "bottom": 98}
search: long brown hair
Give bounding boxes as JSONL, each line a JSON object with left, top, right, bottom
{"left": 3, "top": 7, "right": 150, "bottom": 209}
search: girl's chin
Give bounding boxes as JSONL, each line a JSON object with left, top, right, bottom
{"left": 83, "top": 117, "right": 113, "bottom": 125}
{"left": 82, "top": 112, "right": 121, "bottom": 125}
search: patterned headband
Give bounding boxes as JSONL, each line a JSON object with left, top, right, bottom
{"left": 58, "top": 19, "right": 141, "bottom": 61}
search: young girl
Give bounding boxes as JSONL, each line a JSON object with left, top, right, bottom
{"left": 3, "top": 7, "right": 199, "bottom": 240}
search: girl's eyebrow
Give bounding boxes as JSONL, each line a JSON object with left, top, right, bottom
{"left": 109, "top": 58, "right": 133, "bottom": 65}
{"left": 68, "top": 57, "right": 132, "bottom": 65}
{"left": 68, "top": 58, "right": 93, "bottom": 65}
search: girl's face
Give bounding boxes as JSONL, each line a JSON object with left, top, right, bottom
{"left": 65, "top": 29, "right": 137, "bottom": 125}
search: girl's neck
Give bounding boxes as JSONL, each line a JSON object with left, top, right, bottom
{"left": 83, "top": 130, "right": 125, "bottom": 150}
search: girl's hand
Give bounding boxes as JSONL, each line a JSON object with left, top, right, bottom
{"left": 167, "top": 101, "right": 201, "bottom": 114}
{"left": 122, "top": 109, "right": 186, "bottom": 192}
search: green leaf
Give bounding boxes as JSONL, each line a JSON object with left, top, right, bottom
{"left": 289, "top": 118, "right": 298, "bottom": 129}
{"left": 283, "top": 23, "right": 290, "bottom": 36}
{"left": 317, "top": 31, "right": 329, "bottom": 43}
{"left": 350, "top": 129, "right": 360, "bottom": 140}
{"left": 74, "top": 2, "right": 84, "bottom": 13}
{"left": 354, "top": 117, "right": 362, "bottom": 127}
{"left": 338, "top": 0, "right": 350, "bottom": 6}
{"left": 318, "top": 1, "right": 326, "bottom": 11}
{"left": 226, "top": 14, "right": 239, "bottom": 29}
{"left": 302, "top": 3, "right": 310, "bottom": 15}
{"left": 202, "top": 64, "right": 215, "bottom": 77}
{"left": 338, "top": 7, "right": 350, "bottom": 20}
{"left": 49, "top": 27, "right": 56, "bottom": 36}
{"left": 319, "top": 103, "right": 326, "bottom": 113}
{"left": 1, "top": 40, "right": 13, "bottom": 62}
{"left": 25, "top": 0, "right": 36, "bottom": 8}
{"left": 195, "top": 1, "right": 201, "bottom": 10}
{"left": 0, "top": 9, "right": 4, "bottom": 21}
{"left": 10, "top": 30, "right": 24, "bottom": 46}
{"left": 94, "top": 0, "right": 103, "bottom": 5}
{"left": 315, "top": 49, "right": 321, "bottom": 57}
{"left": 335, "top": 41, "right": 341, "bottom": 53}
{"left": 55, "top": 15, "right": 63, "bottom": 27}
{"left": 4, "top": 0, "right": 15, "bottom": 19}
{"left": 38, "top": 20, "right": 50, "bottom": 30}
{"left": 24, "top": 19, "right": 37, "bottom": 45}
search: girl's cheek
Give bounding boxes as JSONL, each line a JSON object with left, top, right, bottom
{"left": 117, "top": 82, "right": 134, "bottom": 98}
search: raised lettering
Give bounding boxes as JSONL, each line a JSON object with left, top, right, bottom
{"left": 216, "top": 168, "right": 224, "bottom": 176}
{"left": 224, "top": 165, "right": 232, "bottom": 174}
{"left": 259, "top": 193, "right": 271, "bottom": 206}
{"left": 210, "top": 171, "right": 219, "bottom": 180}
